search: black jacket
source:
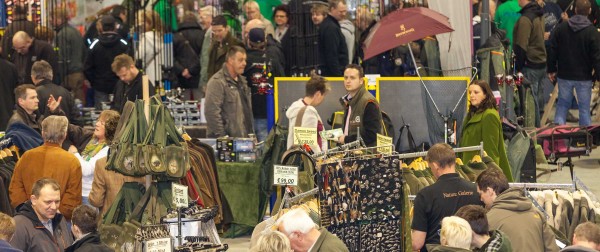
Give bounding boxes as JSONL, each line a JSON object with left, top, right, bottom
{"left": 547, "top": 15, "right": 600, "bottom": 81}
{"left": 84, "top": 32, "right": 131, "bottom": 93}
{"left": 279, "top": 25, "right": 298, "bottom": 76}
{"left": 83, "top": 16, "right": 129, "bottom": 48}
{"left": 318, "top": 15, "right": 349, "bottom": 77}
{"left": 112, "top": 71, "right": 155, "bottom": 113}
{"left": 65, "top": 233, "right": 113, "bottom": 252}
{"left": 0, "top": 59, "right": 18, "bottom": 131}
{"left": 8, "top": 39, "right": 60, "bottom": 84}
{"left": 0, "top": 16, "right": 36, "bottom": 59}
{"left": 36, "top": 79, "right": 78, "bottom": 122}
{"left": 11, "top": 201, "right": 73, "bottom": 252}
{"left": 177, "top": 21, "right": 206, "bottom": 56}
{"left": 173, "top": 32, "right": 201, "bottom": 89}
{"left": 266, "top": 35, "right": 286, "bottom": 78}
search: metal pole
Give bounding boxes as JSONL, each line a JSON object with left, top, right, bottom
{"left": 178, "top": 207, "right": 182, "bottom": 245}
{"left": 480, "top": 0, "right": 491, "bottom": 46}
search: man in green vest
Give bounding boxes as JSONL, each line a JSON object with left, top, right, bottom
{"left": 337, "top": 64, "right": 382, "bottom": 146}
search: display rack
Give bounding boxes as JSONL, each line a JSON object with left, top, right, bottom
{"left": 395, "top": 141, "right": 484, "bottom": 160}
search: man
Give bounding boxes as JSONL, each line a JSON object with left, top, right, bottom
{"left": 84, "top": 15, "right": 131, "bottom": 110}
{"left": 10, "top": 178, "right": 74, "bottom": 251}
{"left": 9, "top": 116, "right": 83, "bottom": 220}
{"left": 338, "top": 64, "right": 381, "bottom": 146}
{"left": 244, "top": 0, "right": 276, "bottom": 36}
{"left": 0, "top": 57, "right": 18, "bottom": 131}
{"left": 286, "top": 73, "right": 330, "bottom": 152}
{"left": 243, "top": 23, "right": 285, "bottom": 141}
{"left": 0, "top": 4, "right": 35, "bottom": 59}
{"left": 561, "top": 222, "right": 600, "bottom": 252}
{"left": 329, "top": 0, "right": 354, "bottom": 64}
{"left": 455, "top": 205, "right": 513, "bottom": 252}
{"left": 111, "top": 54, "right": 155, "bottom": 113}
{"left": 311, "top": 4, "right": 329, "bottom": 25}
{"left": 32, "top": 60, "right": 78, "bottom": 122}
{"left": 9, "top": 31, "right": 60, "bottom": 85}
{"left": 318, "top": 0, "right": 348, "bottom": 76}
{"left": 205, "top": 46, "right": 254, "bottom": 138}
{"left": 476, "top": 168, "right": 559, "bottom": 251}
{"left": 90, "top": 157, "right": 146, "bottom": 216}
{"left": 52, "top": 8, "right": 86, "bottom": 105}
{"left": 8, "top": 84, "right": 63, "bottom": 133}
{"left": 277, "top": 208, "right": 349, "bottom": 252}
{"left": 66, "top": 205, "right": 113, "bottom": 252}
{"left": 514, "top": 0, "right": 547, "bottom": 127}
{"left": 206, "top": 15, "right": 244, "bottom": 82}
{"left": 411, "top": 143, "right": 482, "bottom": 252}
{"left": 199, "top": 6, "right": 217, "bottom": 90}
{"left": 0, "top": 213, "right": 21, "bottom": 252}
{"left": 548, "top": 0, "right": 600, "bottom": 126}
{"left": 84, "top": 5, "right": 129, "bottom": 47}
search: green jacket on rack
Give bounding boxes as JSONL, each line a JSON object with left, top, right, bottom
{"left": 460, "top": 108, "right": 513, "bottom": 182}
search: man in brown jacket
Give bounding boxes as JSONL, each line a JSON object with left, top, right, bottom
{"left": 89, "top": 157, "right": 145, "bottom": 216}
{"left": 9, "top": 115, "right": 82, "bottom": 220}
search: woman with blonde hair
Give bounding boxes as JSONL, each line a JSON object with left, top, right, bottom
{"left": 250, "top": 231, "right": 292, "bottom": 252}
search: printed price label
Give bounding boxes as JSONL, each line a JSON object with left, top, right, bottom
{"left": 294, "top": 127, "right": 317, "bottom": 146}
{"left": 273, "top": 165, "right": 298, "bottom": 186}
{"left": 377, "top": 133, "right": 393, "bottom": 154}
{"left": 146, "top": 238, "right": 171, "bottom": 252}
{"left": 172, "top": 183, "right": 188, "bottom": 208}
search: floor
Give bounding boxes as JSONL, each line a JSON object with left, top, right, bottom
{"left": 220, "top": 119, "right": 600, "bottom": 251}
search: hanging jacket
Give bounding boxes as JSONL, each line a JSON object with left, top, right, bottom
{"left": 10, "top": 201, "right": 74, "bottom": 252}
{"left": 487, "top": 188, "right": 560, "bottom": 252}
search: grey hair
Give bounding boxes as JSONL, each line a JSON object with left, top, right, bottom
{"left": 276, "top": 208, "right": 316, "bottom": 235}
{"left": 42, "top": 116, "right": 68, "bottom": 144}
{"left": 31, "top": 60, "right": 54, "bottom": 81}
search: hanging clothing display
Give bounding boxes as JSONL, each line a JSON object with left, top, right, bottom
{"left": 316, "top": 155, "right": 410, "bottom": 252}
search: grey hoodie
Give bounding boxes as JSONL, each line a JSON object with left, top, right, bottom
{"left": 568, "top": 15, "right": 593, "bottom": 32}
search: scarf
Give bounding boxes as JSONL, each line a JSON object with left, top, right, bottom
{"left": 81, "top": 138, "right": 106, "bottom": 161}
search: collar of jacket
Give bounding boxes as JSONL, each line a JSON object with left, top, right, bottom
{"left": 220, "top": 63, "right": 244, "bottom": 86}
{"left": 325, "top": 15, "right": 341, "bottom": 27}
{"left": 437, "top": 173, "right": 460, "bottom": 181}
{"left": 16, "top": 104, "right": 39, "bottom": 125}
{"left": 345, "top": 87, "right": 368, "bottom": 108}
{"left": 66, "top": 232, "right": 102, "bottom": 252}
{"left": 37, "top": 79, "right": 54, "bottom": 86}
{"left": 128, "top": 71, "right": 143, "bottom": 85}
{"left": 519, "top": 1, "right": 543, "bottom": 16}
{"left": 464, "top": 110, "right": 486, "bottom": 126}
{"left": 43, "top": 142, "right": 62, "bottom": 148}
{"left": 16, "top": 200, "right": 64, "bottom": 232}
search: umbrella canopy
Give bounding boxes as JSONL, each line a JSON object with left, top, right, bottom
{"left": 363, "top": 7, "right": 454, "bottom": 60}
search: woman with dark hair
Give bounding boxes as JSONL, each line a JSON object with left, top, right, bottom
{"left": 68, "top": 110, "right": 120, "bottom": 204}
{"left": 459, "top": 80, "right": 513, "bottom": 181}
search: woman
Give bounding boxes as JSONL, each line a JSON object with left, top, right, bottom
{"left": 460, "top": 80, "right": 512, "bottom": 181}
{"left": 250, "top": 231, "right": 292, "bottom": 252}
{"left": 68, "top": 110, "right": 120, "bottom": 204}
{"left": 136, "top": 10, "right": 165, "bottom": 87}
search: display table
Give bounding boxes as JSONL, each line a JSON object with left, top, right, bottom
{"left": 217, "top": 160, "right": 263, "bottom": 236}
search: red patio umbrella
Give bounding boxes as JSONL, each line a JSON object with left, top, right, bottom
{"left": 363, "top": 7, "right": 454, "bottom": 60}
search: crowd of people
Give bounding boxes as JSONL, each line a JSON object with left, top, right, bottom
{"left": 0, "top": 0, "right": 600, "bottom": 251}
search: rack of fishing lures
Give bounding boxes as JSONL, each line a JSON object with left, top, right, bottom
{"left": 315, "top": 144, "right": 410, "bottom": 252}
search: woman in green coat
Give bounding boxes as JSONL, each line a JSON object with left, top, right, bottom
{"left": 460, "top": 80, "right": 513, "bottom": 182}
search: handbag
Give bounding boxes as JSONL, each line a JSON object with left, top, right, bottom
{"left": 163, "top": 105, "right": 190, "bottom": 178}
{"left": 143, "top": 97, "right": 168, "bottom": 174}
{"left": 113, "top": 100, "right": 149, "bottom": 177}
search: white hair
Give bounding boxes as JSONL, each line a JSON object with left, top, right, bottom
{"left": 441, "top": 216, "right": 473, "bottom": 249}
{"left": 276, "top": 209, "right": 316, "bottom": 235}
{"left": 200, "top": 5, "right": 218, "bottom": 16}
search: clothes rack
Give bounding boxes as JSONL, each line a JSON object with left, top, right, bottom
{"left": 312, "top": 139, "right": 364, "bottom": 158}
{"left": 509, "top": 182, "right": 576, "bottom": 191}
{"left": 395, "top": 141, "right": 484, "bottom": 160}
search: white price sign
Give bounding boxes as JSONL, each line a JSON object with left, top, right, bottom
{"left": 146, "top": 237, "right": 172, "bottom": 252}
{"left": 273, "top": 165, "right": 298, "bottom": 186}
{"left": 172, "top": 183, "right": 188, "bottom": 208}
{"left": 293, "top": 127, "right": 317, "bottom": 146}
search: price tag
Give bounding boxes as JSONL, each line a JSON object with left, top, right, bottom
{"left": 273, "top": 165, "right": 298, "bottom": 186}
{"left": 146, "top": 237, "right": 171, "bottom": 252}
{"left": 293, "top": 127, "right": 317, "bottom": 146}
{"left": 172, "top": 183, "right": 188, "bottom": 208}
{"left": 377, "top": 133, "right": 393, "bottom": 154}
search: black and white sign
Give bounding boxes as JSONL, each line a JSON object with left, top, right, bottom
{"left": 273, "top": 165, "right": 298, "bottom": 186}
{"left": 146, "top": 238, "right": 171, "bottom": 252}
{"left": 172, "top": 183, "right": 188, "bottom": 208}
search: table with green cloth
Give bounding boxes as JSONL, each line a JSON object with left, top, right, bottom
{"left": 217, "top": 160, "right": 263, "bottom": 237}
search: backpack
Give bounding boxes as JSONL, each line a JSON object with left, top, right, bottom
{"left": 381, "top": 110, "right": 395, "bottom": 139}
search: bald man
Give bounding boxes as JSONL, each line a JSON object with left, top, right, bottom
{"left": 10, "top": 31, "right": 60, "bottom": 85}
